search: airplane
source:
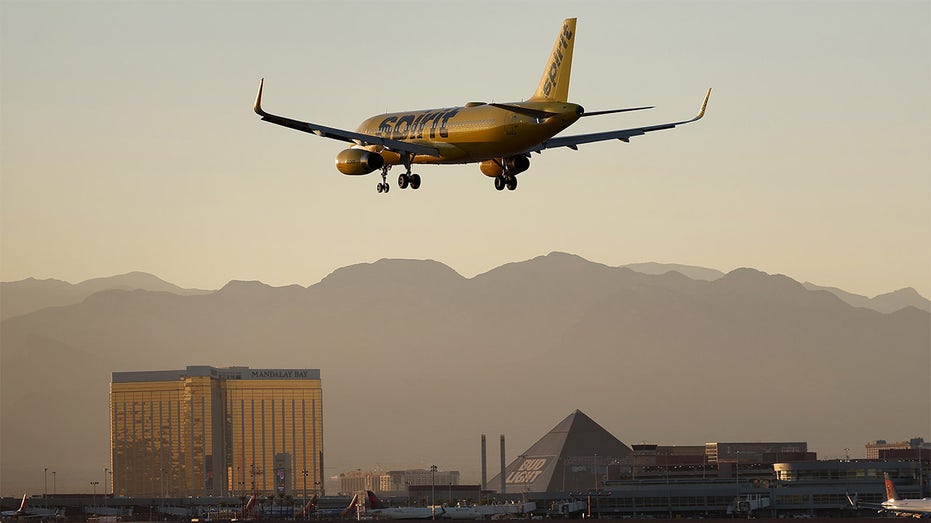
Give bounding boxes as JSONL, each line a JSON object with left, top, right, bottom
{"left": 298, "top": 493, "right": 358, "bottom": 519}
{"left": 846, "top": 472, "right": 931, "bottom": 517}
{"left": 253, "top": 17, "right": 711, "bottom": 194}
{"left": 1, "top": 495, "right": 62, "bottom": 521}
{"left": 364, "top": 490, "right": 445, "bottom": 520}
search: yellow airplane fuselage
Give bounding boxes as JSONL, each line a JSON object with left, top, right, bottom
{"left": 355, "top": 102, "right": 582, "bottom": 166}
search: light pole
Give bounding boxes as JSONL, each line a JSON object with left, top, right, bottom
{"left": 593, "top": 453, "right": 598, "bottom": 490}
{"left": 430, "top": 465, "right": 437, "bottom": 520}
{"left": 302, "top": 469, "right": 308, "bottom": 519}
{"left": 104, "top": 468, "right": 109, "bottom": 506}
{"left": 44, "top": 468, "right": 48, "bottom": 506}
{"left": 91, "top": 481, "right": 100, "bottom": 507}
{"left": 52, "top": 471, "right": 56, "bottom": 496}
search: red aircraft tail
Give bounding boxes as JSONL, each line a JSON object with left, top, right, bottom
{"left": 366, "top": 490, "right": 385, "bottom": 510}
{"left": 884, "top": 473, "right": 900, "bottom": 501}
{"left": 241, "top": 495, "right": 257, "bottom": 519}
{"left": 340, "top": 493, "right": 361, "bottom": 517}
{"left": 295, "top": 495, "right": 317, "bottom": 518}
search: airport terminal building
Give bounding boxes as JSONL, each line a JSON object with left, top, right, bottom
{"left": 110, "top": 366, "right": 323, "bottom": 498}
{"left": 483, "top": 411, "right": 928, "bottom": 518}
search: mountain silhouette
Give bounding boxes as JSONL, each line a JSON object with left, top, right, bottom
{"left": 1, "top": 253, "right": 928, "bottom": 495}
{"left": 1, "top": 271, "right": 209, "bottom": 320}
{"left": 803, "top": 283, "right": 930, "bottom": 314}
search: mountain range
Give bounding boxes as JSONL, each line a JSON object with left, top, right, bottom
{"left": 1, "top": 253, "right": 928, "bottom": 495}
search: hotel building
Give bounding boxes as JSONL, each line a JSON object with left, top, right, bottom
{"left": 110, "top": 366, "right": 322, "bottom": 498}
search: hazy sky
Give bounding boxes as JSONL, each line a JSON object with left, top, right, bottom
{"left": 2, "top": 0, "right": 929, "bottom": 298}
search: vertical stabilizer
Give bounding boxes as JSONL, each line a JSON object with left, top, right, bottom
{"left": 530, "top": 18, "right": 577, "bottom": 102}
{"left": 366, "top": 490, "right": 384, "bottom": 510}
{"left": 883, "top": 473, "right": 900, "bottom": 501}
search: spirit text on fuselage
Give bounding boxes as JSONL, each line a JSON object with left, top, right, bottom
{"left": 377, "top": 108, "right": 462, "bottom": 141}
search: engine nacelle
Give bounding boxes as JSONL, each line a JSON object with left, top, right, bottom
{"left": 480, "top": 160, "right": 503, "bottom": 178}
{"left": 335, "top": 148, "right": 385, "bottom": 175}
{"left": 479, "top": 156, "right": 531, "bottom": 178}
{"left": 506, "top": 155, "right": 530, "bottom": 174}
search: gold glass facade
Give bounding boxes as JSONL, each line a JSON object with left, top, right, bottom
{"left": 110, "top": 366, "right": 322, "bottom": 498}
{"left": 224, "top": 378, "right": 323, "bottom": 498}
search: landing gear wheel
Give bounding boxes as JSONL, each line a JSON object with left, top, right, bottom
{"left": 505, "top": 174, "right": 517, "bottom": 191}
{"left": 410, "top": 173, "right": 421, "bottom": 190}
{"left": 398, "top": 173, "right": 409, "bottom": 189}
{"left": 494, "top": 175, "right": 506, "bottom": 191}
{"left": 383, "top": 182, "right": 390, "bottom": 193}
{"left": 377, "top": 182, "right": 390, "bottom": 193}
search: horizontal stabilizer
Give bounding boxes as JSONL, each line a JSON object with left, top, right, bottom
{"left": 489, "top": 103, "right": 561, "bottom": 120}
{"left": 581, "top": 106, "right": 654, "bottom": 117}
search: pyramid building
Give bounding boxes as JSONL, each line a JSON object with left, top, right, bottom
{"left": 488, "top": 410, "right": 632, "bottom": 493}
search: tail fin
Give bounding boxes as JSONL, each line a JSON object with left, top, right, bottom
{"left": 242, "top": 495, "right": 257, "bottom": 518}
{"left": 339, "top": 493, "right": 359, "bottom": 518}
{"left": 296, "top": 495, "right": 317, "bottom": 518}
{"left": 18, "top": 494, "right": 28, "bottom": 512}
{"left": 884, "top": 473, "right": 899, "bottom": 501}
{"left": 530, "top": 18, "right": 577, "bottom": 102}
{"left": 366, "top": 490, "right": 384, "bottom": 509}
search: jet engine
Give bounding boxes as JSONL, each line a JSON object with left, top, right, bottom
{"left": 479, "top": 155, "right": 530, "bottom": 178}
{"left": 335, "top": 148, "right": 385, "bottom": 175}
{"left": 480, "top": 160, "right": 503, "bottom": 178}
{"left": 506, "top": 155, "right": 530, "bottom": 174}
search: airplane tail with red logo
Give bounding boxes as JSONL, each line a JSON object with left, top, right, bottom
{"left": 295, "top": 495, "right": 317, "bottom": 518}
{"left": 17, "top": 494, "right": 28, "bottom": 512}
{"left": 241, "top": 495, "right": 257, "bottom": 519}
{"left": 366, "top": 490, "right": 385, "bottom": 510}
{"left": 884, "top": 473, "right": 900, "bottom": 501}
{"left": 340, "top": 492, "right": 361, "bottom": 517}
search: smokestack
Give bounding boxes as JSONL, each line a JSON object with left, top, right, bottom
{"left": 481, "top": 434, "right": 487, "bottom": 491}
{"left": 500, "top": 434, "right": 506, "bottom": 494}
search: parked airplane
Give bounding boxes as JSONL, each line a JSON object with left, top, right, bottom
{"left": 300, "top": 494, "right": 358, "bottom": 519}
{"left": 254, "top": 18, "right": 710, "bottom": 194}
{"left": 440, "top": 501, "right": 537, "bottom": 520}
{"left": 847, "top": 473, "right": 931, "bottom": 517}
{"left": 364, "top": 491, "right": 444, "bottom": 519}
{"left": 1, "top": 496, "right": 62, "bottom": 520}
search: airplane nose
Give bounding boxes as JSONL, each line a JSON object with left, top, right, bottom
{"left": 576, "top": 106, "right": 585, "bottom": 116}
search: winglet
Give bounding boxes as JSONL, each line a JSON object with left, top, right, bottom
{"left": 254, "top": 78, "right": 267, "bottom": 116}
{"left": 696, "top": 88, "right": 712, "bottom": 120}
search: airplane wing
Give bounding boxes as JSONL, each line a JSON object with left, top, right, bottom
{"left": 530, "top": 88, "right": 711, "bottom": 152}
{"left": 253, "top": 79, "right": 439, "bottom": 157}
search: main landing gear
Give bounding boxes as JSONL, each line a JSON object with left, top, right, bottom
{"left": 398, "top": 172, "right": 421, "bottom": 190}
{"left": 375, "top": 167, "right": 422, "bottom": 193}
{"left": 376, "top": 154, "right": 421, "bottom": 194}
{"left": 493, "top": 173, "right": 518, "bottom": 191}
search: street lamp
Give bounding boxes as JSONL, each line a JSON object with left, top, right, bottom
{"left": 45, "top": 468, "right": 48, "bottom": 506}
{"left": 91, "top": 481, "right": 100, "bottom": 507}
{"left": 302, "top": 469, "right": 308, "bottom": 519}
{"left": 52, "top": 472, "right": 56, "bottom": 496}
{"left": 430, "top": 465, "right": 438, "bottom": 520}
{"left": 104, "top": 468, "right": 109, "bottom": 507}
